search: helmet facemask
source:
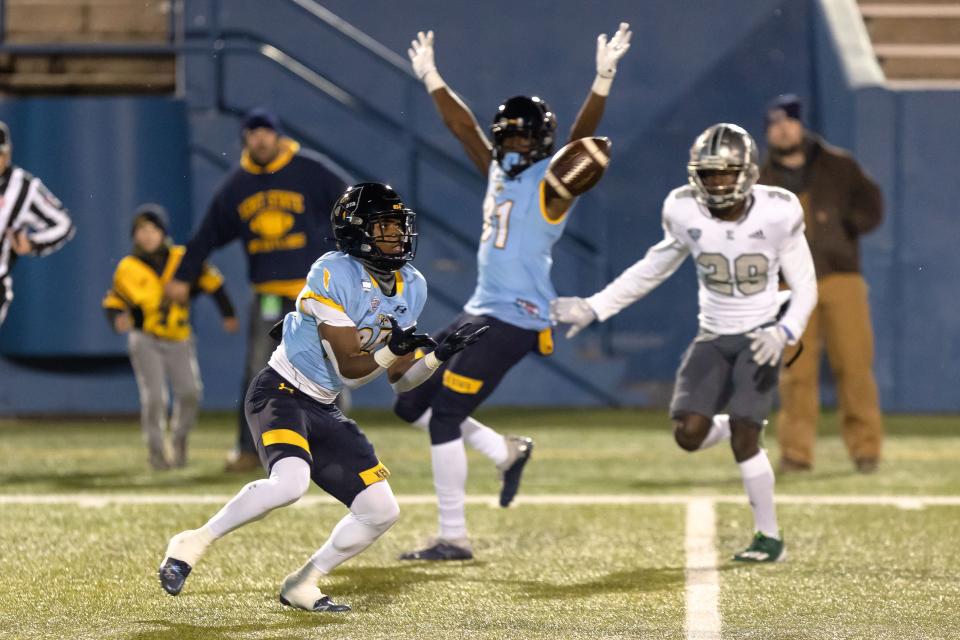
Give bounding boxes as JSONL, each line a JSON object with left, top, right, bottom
{"left": 345, "top": 210, "right": 417, "bottom": 272}
{"left": 331, "top": 183, "right": 418, "bottom": 272}
{"left": 687, "top": 123, "right": 760, "bottom": 211}
{"left": 490, "top": 96, "right": 556, "bottom": 177}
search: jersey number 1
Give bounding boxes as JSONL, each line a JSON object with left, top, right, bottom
{"left": 481, "top": 199, "right": 512, "bottom": 249}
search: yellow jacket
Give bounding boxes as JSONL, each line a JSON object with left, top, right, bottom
{"left": 103, "top": 245, "right": 228, "bottom": 341}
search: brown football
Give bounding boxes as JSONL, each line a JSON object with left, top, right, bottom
{"left": 544, "top": 136, "right": 611, "bottom": 199}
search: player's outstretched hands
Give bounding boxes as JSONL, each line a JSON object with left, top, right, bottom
{"left": 385, "top": 315, "right": 437, "bottom": 356}
{"left": 748, "top": 324, "right": 792, "bottom": 367}
{"left": 596, "top": 22, "right": 631, "bottom": 78}
{"left": 550, "top": 297, "right": 597, "bottom": 339}
{"left": 434, "top": 323, "right": 489, "bottom": 362}
{"left": 408, "top": 30, "right": 437, "bottom": 80}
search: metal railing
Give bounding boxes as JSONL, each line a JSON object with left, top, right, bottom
{"left": 0, "top": 0, "right": 620, "bottom": 405}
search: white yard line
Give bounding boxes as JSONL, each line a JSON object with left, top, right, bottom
{"left": 0, "top": 493, "right": 959, "bottom": 507}
{"left": 684, "top": 499, "right": 721, "bottom": 640}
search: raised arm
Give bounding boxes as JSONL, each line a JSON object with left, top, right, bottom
{"left": 551, "top": 224, "right": 689, "bottom": 338}
{"left": 567, "top": 22, "right": 631, "bottom": 142}
{"left": 409, "top": 30, "right": 492, "bottom": 175}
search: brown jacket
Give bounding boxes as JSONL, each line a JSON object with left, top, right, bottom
{"left": 759, "top": 135, "right": 883, "bottom": 278}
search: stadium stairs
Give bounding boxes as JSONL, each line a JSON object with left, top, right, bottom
{"left": 859, "top": 0, "right": 960, "bottom": 89}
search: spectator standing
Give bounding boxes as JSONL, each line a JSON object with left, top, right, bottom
{"left": 760, "top": 94, "right": 884, "bottom": 474}
{"left": 104, "top": 205, "right": 237, "bottom": 469}
{"left": 165, "top": 108, "right": 351, "bottom": 472}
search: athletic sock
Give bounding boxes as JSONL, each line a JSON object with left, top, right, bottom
{"left": 430, "top": 438, "right": 469, "bottom": 541}
{"left": 204, "top": 457, "right": 309, "bottom": 538}
{"left": 738, "top": 450, "right": 780, "bottom": 539}
{"left": 699, "top": 414, "right": 732, "bottom": 450}
{"left": 308, "top": 482, "right": 400, "bottom": 575}
{"left": 413, "top": 409, "right": 508, "bottom": 466}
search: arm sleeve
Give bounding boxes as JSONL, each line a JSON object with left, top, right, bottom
{"left": 174, "top": 194, "right": 242, "bottom": 282}
{"left": 778, "top": 211, "right": 818, "bottom": 342}
{"left": 585, "top": 216, "right": 690, "bottom": 322}
{"left": 390, "top": 352, "right": 443, "bottom": 393}
{"left": 845, "top": 159, "right": 884, "bottom": 235}
{"left": 18, "top": 179, "right": 74, "bottom": 256}
{"left": 102, "top": 287, "right": 127, "bottom": 330}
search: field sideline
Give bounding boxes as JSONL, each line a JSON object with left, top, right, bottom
{"left": 1, "top": 409, "right": 958, "bottom": 639}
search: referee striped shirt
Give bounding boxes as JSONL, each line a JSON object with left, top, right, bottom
{"left": 0, "top": 165, "right": 74, "bottom": 324}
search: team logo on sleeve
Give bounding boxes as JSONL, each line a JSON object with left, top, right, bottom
{"left": 688, "top": 228, "right": 701, "bottom": 241}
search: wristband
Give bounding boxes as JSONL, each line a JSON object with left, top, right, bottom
{"left": 373, "top": 346, "right": 399, "bottom": 368}
{"left": 591, "top": 74, "right": 613, "bottom": 97}
{"left": 424, "top": 351, "right": 442, "bottom": 370}
{"left": 423, "top": 69, "right": 446, "bottom": 93}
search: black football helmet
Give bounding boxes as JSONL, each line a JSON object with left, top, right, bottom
{"left": 687, "top": 123, "right": 759, "bottom": 210}
{"left": 330, "top": 183, "right": 417, "bottom": 271}
{"left": 490, "top": 95, "right": 557, "bottom": 177}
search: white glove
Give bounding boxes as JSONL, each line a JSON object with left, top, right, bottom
{"left": 748, "top": 324, "right": 792, "bottom": 367}
{"left": 550, "top": 297, "right": 597, "bottom": 339}
{"left": 408, "top": 30, "right": 437, "bottom": 81}
{"left": 596, "top": 22, "right": 632, "bottom": 78}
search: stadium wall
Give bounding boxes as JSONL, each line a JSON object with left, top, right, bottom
{"left": 0, "top": 1, "right": 957, "bottom": 414}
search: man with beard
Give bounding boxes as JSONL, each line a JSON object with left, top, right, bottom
{"left": 165, "top": 108, "right": 352, "bottom": 471}
{"left": 760, "top": 94, "right": 884, "bottom": 474}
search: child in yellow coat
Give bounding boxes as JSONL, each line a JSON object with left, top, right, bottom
{"left": 104, "top": 205, "right": 237, "bottom": 469}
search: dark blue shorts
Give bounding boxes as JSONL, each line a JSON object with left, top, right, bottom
{"left": 394, "top": 312, "right": 552, "bottom": 444}
{"left": 245, "top": 367, "right": 389, "bottom": 506}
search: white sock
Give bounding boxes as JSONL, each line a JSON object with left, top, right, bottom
{"left": 431, "top": 439, "right": 468, "bottom": 541}
{"left": 738, "top": 450, "right": 779, "bottom": 539}
{"left": 205, "top": 456, "right": 311, "bottom": 538}
{"left": 307, "top": 481, "right": 400, "bottom": 575}
{"left": 699, "top": 414, "right": 732, "bottom": 450}
{"left": 413, "top": 409, "right": 508, "bottom": 466}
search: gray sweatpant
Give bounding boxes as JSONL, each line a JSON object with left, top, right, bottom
{"left": 128, "top": 330, "right": 203, "bottom": 468}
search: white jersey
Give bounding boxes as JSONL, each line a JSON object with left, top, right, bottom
{"left": 587, "top": 184, "right": 817, "bottom": 338}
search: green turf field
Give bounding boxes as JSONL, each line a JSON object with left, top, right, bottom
{"left": 1, "top": 409, "right": 958, "bottom": 639}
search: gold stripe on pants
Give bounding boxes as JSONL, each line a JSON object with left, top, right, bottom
{"left": 777, "top": 273, "right": 884, "bottom": 465}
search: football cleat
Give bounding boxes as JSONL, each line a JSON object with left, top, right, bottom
{"left": 497, "top": 435, "right": 534, "bottom": 507}
{"left": 279, "top": 594, "right": 351, "bottom": 613}
{"left": 732, "top": 532, "right": 786, "bottom": 563}
{"left": 158, "top": 558, "right": 192, "bottom": 596}
{"left": 398, "top": 538, "right": 473, "bottom": 561}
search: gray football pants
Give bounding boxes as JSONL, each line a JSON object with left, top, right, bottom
{"left": 128, "top": 330, "right": 203, "bottom": 467}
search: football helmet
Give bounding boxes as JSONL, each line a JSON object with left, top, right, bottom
{"left": 687, "top": 123, "right": 759, "bottom": 210}
{"left": 331, "top": 182, "right": 417, "bottom": 271}
{"left": 490, "top": 96, "right": 557, "bottom": 177}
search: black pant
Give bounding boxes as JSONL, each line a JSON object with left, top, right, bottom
{"left": 236, "top": 293, "right": 297, "bottom": 453}
{"left": 393, "top": 312, "right": 543, "bottom": 445}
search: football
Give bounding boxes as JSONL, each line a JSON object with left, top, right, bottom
{"left": 544, "top": 136, "right": 612, "bottom": 199}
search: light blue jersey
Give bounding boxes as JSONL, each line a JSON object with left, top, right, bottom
{"left": 463, "top": 158, "right": 572, "bottom": 330}
{"left": 277, "top": 251, "right": 427, "bottom": 396}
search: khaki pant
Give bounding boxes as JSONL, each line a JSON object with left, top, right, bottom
{"left": 128, "top": 330, "right": 203, "bottom": 468}
{"left": 777, "top": 273, "right": 883, "bottom": 465}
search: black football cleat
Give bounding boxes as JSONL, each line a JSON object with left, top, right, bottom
{"left": 398, "top": 540, "right": 473, "bottom": 561}
{"left": 279, "top": 594, "right": 351, "bottom": 612}
{"left": 498, "top": 436, "right": 534, "bottom": 507}
{"left": 158, "top": 558, "right": 192, "bottom": 596}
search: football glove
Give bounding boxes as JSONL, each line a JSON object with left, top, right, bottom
{"left": 434, "top": 323, "right": 489, "bottom": 362}
{"left": 408, "top": 30, "right": 437, "bottom": 81}
{"left": 596, "top": 22, "right": 632, "bottom": 78}
{"left": 385, "top": 315, "right": 436, "bottom": 357}
{"left": 550, "top": 297, "right": 597, "bottom": 339}
{"left": 748, "top": 324, "right": 793, "bottom": 367}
